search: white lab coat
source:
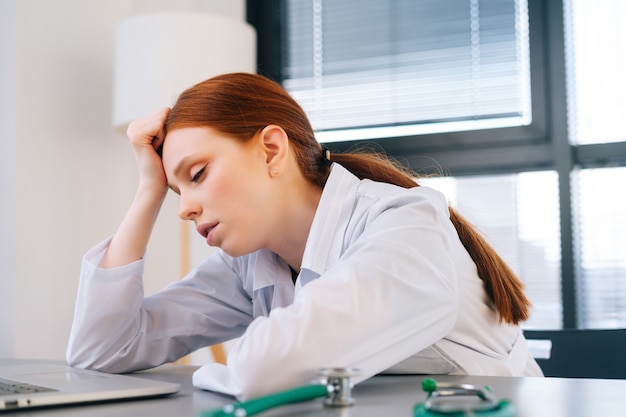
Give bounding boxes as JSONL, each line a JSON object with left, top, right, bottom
{"left": 67, "top": 163, "right": 542, "bottom": 399}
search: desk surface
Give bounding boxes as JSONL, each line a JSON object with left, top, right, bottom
{"left": 4, "top": 359, "right": 626, "bottom": 416}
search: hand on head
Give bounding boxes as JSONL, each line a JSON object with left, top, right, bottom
{"left": 126, "top": 107, "right": 171, "bottom": 191}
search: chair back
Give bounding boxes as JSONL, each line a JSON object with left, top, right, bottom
{"left": 524, "top": 329, "right": 626, "bottom": 379}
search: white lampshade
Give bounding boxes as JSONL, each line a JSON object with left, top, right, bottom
{"left": 112, "top": 12, "right": 256, "bottom": 132}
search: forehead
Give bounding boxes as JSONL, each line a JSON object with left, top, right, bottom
{"left": 161, "top": 126, "right": 252, "bottom": 171}
{"left": 162, "top": 126, "right": 217, "bottom": 158}
{"left": 163, "top": 126, "right": 214, "bottom": 149}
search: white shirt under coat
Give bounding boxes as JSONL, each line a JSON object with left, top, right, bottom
{"left": 67, "top": 163, "right": 542, "bottom": 399}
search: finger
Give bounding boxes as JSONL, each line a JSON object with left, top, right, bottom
{"left": 152, "top": 108, "right": 170, "bottom": 155}
{"left": 126, "top": 107, "right": 170, "bottom": 143}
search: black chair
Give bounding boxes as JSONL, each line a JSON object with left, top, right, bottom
{"left": 524, "top": 329, "right": 626, "bottom": 379}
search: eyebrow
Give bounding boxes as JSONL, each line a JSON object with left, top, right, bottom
{"left": 172, "top": 154, "right": 196, "bottom": 179}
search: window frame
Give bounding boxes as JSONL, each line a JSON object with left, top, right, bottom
{"left": 249, "top": 0, "right": 551, "bottom": 176}
{"left": 247, "top": 0, "right": 626, "bottom": 329}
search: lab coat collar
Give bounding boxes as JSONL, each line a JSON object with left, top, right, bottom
{"left": 251, "top": 249, "right": 289, "bottom": 292}
{"left": 299, "top": 163, "right": 359, "bottom": 285}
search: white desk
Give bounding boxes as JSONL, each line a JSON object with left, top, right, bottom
{"left": 4, "top": 360, "right": 626, "bottom": 416}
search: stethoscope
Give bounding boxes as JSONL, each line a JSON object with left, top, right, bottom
{"left": 413, "top": 378, "right": 515, "bottom": 417}
{"left": 198, "top": 370, "right": 515, "bottom": 417}
{"left": 199, "top": 368, "right": 361, "bottom": 417}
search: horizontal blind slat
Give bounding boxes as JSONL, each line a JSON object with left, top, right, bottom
{"left": 282, "top": 0, "right": 529, "bottom": 135}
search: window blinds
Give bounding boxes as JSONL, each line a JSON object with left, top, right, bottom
{"left": 282, "top": 0, "right": 531, "bottom": 140}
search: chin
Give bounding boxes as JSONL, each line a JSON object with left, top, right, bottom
{"left": 219, "top": 243, "right": 254, "bottom": 258}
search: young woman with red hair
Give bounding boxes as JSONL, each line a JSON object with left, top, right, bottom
{"left": 67, "top": 72, "right": 542, "bottom": 400}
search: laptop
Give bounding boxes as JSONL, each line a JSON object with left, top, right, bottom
{"left": 0, "top": 359, "right": 180, "bottom": 411}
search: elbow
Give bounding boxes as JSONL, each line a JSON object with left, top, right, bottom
{"left": 66, "top": 324, "right": 114, "bottom": 372}
{"left": 66, "top": 344, "right": 110, "bottom": 372}
{"left": 66, "top": 340, "right": 91, "bottom": 369}
{"left": 65, "top": 351, "right": 143, "bottom": 374}
{"left": 65, "top": 332, "right": 107, "bottom": 371}
{"left": 65, "top": 338, "right": 138, "bottom": 374}
{"left": 66, "top": 349, "right": 101, "bottom": 372}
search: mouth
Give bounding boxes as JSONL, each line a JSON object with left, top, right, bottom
{"left": 196, "top": 222, "right": 218, "bottom": 238}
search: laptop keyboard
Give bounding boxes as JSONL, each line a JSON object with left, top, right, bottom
{"left": 0, "top": 378, "right": 57, "bottom": 396}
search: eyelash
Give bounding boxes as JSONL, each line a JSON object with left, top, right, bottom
{"left": 191, "top": 164, "right": 208, "bottom": 183}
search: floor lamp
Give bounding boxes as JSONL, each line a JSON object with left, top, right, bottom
{"left": 112, "top": 11, "right": 256, "bottom": 365}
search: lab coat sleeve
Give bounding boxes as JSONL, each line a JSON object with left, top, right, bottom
{"left": 193, "top": 197, "right": 460, "bottom": 399}
{"left": 66, "top": 237, "right": 253, "bottom": 373}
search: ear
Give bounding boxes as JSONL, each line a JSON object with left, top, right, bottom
{"left": 258, "top": 124, "right": 289, "bottom": 176}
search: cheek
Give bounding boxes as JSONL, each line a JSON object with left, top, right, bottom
{"left": 205, "top": 171, "right": 256, "bottom": 213}
{"left": 207, "top": 159, "right": 272, "bottom": 218}
{"left": 224, "top": 181, "right": 272, "bottom": 234}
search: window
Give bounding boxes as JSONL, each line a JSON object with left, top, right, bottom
{"left": 248, "top": 0, "right": 626, "bottom": 329}
{"left": 423, "top": 172, "right": 562, "bottom": 329}
{"left": 281, "top": 0, "right": 532, "bottom": 142}
{"left": 565, "top": 0, "right": 626, "bottom": 328}
{"left": 566, "top": 0, "right": 626, "bottom": 145}
{"left": 573, "top": 168, "right": 626, "bottom": 328}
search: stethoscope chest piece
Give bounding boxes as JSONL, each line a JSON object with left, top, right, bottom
{"left": 318, "top": 367, "right": 361, "bottom": 407}
{"left": 413, "top": 378, "right": 516, "bottom": 417}
{"left": 199, "top": 367, "right": 361, "bottom": 417}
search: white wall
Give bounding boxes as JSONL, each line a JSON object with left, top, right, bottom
{"left": 0, "top": 0, "right": 17, "bottom": 358}
{"left": 1, "top": 0, "right": 247, "bottom": 361}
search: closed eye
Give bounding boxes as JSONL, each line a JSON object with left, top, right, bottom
{"left": 191, "top": 164, "right": 208, "bottom": 183}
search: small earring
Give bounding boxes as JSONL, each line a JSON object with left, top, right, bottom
{"left": 272, "top": 169, "right": 278, "bottom": 175}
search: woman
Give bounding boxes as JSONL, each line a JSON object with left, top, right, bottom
{"left": 67, "top": 72, "right": 542, "bottom": 400}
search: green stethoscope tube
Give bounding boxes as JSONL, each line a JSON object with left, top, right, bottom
{"left": 414, "top": 378, "right": 516, "bottom": 417}
{"left": 413, "top": 400, "right": 515, "bottom": 417}
{"left": 199, "top": 384, "right": 329, "bottom": 417}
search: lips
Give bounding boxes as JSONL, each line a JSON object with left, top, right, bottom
{"left": 196, "top": 222, "right": 218, "bottom": 239}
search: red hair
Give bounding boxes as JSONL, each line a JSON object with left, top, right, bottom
{"left": 165, "top": 72, "right": 328, "bottom": 187}
{"left": 165, "top": 72, "right": 531, "bottom": 325}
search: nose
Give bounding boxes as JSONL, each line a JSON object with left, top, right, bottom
{"left": 178, "top": 191, "right": 201, "bottom": 221}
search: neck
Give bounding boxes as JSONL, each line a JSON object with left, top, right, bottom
{"left": 272, "top": 181, "right": 322, "bottom": 272}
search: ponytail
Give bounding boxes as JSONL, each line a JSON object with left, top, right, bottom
{"left": 330, "top": 151, "right": 530, "bottom": 325}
